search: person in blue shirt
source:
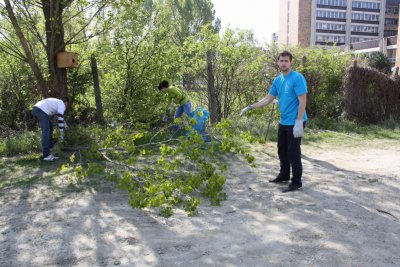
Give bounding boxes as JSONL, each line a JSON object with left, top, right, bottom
{"left": 240, "top": 51, "right": 307, "bottom": 193}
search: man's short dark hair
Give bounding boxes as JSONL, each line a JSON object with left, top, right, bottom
{"left": 61, "top": 96, "right": 69, "bottom": 103}
{"left": 158, "top": 80, "right": 169, "bottom": 90}
{"left": 278, "top": 51, "right": 293, "bottom": 62}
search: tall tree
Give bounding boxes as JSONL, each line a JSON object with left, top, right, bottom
{"left": 99, "top": 1, "right": 183, "bottom": 123}
{"left": 184, "top": 27, "right": 265, "bottom": 122}
{"left": 164, "top": 0, "right": 217, "bottom": 45}
{"left": 1, "top": 0, "right": 116, "bottom": 98}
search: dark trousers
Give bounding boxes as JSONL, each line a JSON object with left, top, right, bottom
{"left": 277, "top": 123, "right": 304, "bottom": 186}
{"left": 32, "top": 107, "right": 54, "bottom": 157}
{"left": 173, "top": 101, "right": 192, "bottom": 132}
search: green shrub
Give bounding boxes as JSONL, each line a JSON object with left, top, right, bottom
{"left": 0, "top": 131, "right": 40, "bottom": 156}
{"left": 366, "top": 52, "right": 392, "bottom": 74}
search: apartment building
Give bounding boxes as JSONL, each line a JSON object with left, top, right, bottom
{"left": 385, "top": 0, "right": 400, "bottom": 37}
{"left": 279, "top": 0, "right": 400, "bottom": 46}
{"left": 397, "top": 19, "right": 400, "bottom": 66}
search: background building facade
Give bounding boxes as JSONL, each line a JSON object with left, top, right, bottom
{"left": 385, "top": 0, "right": 400, "bottom": 37}
{"left": 279, "top": 0, "right": 400, "bottom": 46}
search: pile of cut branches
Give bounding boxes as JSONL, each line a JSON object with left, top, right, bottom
{"left": 58, "top": 119, "right": 255, "bottom": 217}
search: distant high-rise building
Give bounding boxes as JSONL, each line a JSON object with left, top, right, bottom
{"left": 396, "top": 9, "right": 400, "bottom": 67}
{"left": 385, "top": 0, "right": 400, "bottom": 37}
{"left": 279, "top": 0, "right": 400, "bottom": 46}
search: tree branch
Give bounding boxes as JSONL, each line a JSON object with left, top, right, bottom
{"left": 0, "top": 44, "right": 26, "bottom": 62}
{"left": 66, "top": 28, "right": 107, "bottom": 45}
{"left": 63, "top": 1, "right": 109, "bottom": 48}
{"left": 21, "top": 0, "right": 46, "bottom": 49}
{"left": 63, "top": 3, "right": 96, "bottom": 24}
{"left": 3, "top": 0, "right": 47, "bottom": 95}
{"left": 99, "top": 151, "right": 144, "bottom": 184}
{"left": 0, "top": 32, "right": 27, "bottom": 59}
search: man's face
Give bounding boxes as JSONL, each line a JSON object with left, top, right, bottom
{"left": 278, "top": 56, "right": 292, "bottom": 72}
{"left": 161, "top": 87, "right": 168, "bottom": 93}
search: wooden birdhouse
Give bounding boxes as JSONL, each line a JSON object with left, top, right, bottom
{"left": 57, "top": 52, "right": 78, "bottom": 68}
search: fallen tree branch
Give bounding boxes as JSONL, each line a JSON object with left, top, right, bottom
{"left": 376, "top": 209, "right": 398, "bottom": 220}
{"left": 63, "top": 138, "right": 182, "bottom": 152}
{"left": 100, "top": 151, "right": 135, "bottom": 170}
{"left": 99, "top": 151, "right": 144, "bottom": 184}
{"left": 149, "top": 124, "right": 175, "bottom": 143}
{"left": 135, "top": 138, "right": 181, "bottom": 148}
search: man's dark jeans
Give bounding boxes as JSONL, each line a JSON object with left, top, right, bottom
{"left": 277, "top": 123, "right": 305, "bottom": 187}
{"left": 32, "top": 107, "right": 53, "bottom": 157}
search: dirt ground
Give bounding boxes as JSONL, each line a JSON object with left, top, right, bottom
{"left": 1, "top": 138, "right": 400, "bottom": 267}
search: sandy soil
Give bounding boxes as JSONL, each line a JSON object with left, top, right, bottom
{"left": 1, "top": 140, "right": 400, "bottom": 266}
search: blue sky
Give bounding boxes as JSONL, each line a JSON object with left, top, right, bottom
{"left": 211, "top": 0, "right": 280, "bottom": 43}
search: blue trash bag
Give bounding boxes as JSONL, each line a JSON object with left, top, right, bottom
{"left": 188, "top": 107, "right": 210, "bottom": 141}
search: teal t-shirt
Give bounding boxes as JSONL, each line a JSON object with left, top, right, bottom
{"left": 269, "top": 70, "right": 308, "bottom": 125}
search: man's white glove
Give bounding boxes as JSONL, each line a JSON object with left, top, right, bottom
{"left": 162, "top": 115, "right": 168, "bottom": 122}
{"left": 293, "top": 119, "right": 304, "bottom": 138}
{"left": 272, "top": 99, "right": 278, "bottom": 104}
{"left": 60, "top": 134, "right": 64, "bottom": 141}
{"left": 240, "top": 106, "right": 252, "bottom": 116}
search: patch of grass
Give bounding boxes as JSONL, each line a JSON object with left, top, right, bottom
{"left": 307, "top": 118, "right": 400, "bottom": 141}
{"left": 0, "top": 163, "right": 42, "bottom": 189}
{"left": 12, "top": 153, "right": 42, "bottom": 166}
{"left": 233, "top": 116, "right": 400, "bottom": 146}
{"left": 231, "top": 113, "right": 279, "bottom": 143}
{"left": 0, "top": 153, "right": 70, "bottom": 191}
{"left": 0, "top": 131, "right": 40, "bottom": 156}
{"left": 63, "top": 125, "right": 96, "bottom": 147}
{"left": 12, "top": 175, "right": 41, "bottom": 187}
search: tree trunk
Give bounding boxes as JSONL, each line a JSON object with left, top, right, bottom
{"left": 206, "top": 50, "right": 218, "bottom": 123}
{"left": 42, "top": 0, "right": 68, "bottom": 98}
{"left": 91, "top": 55, "right": 105, "bottom": 124}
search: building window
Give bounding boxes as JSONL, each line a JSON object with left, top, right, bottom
{"left": 316, "top": 34, "right": 345, "bottom": 43}
{"left": 386, "top": 7, "right": 399, "bottom": 14}
{"left": 385, "top": 18, "right": 399, "bottom": 25}
{"left": 316, "top": 22, "right": 346, "bottom": 31}
{"left": 317, "top": 0, "right": 347, "bottom": 7}
{"left": 352, "top": 1, "right": 380, "bottom": 10}
{"left": 350, "top": 36, "right": 377, "bottom": 43}
{"left": 352, "top": 12, "right": 380, "bottom": 21}
{"left": 350, "top": 25, "right": 379, "bottom": 33}
{"left": 384, "top": 30, "right": 397, "bottom": 37}
{"left": 317, "top": 10, "right": 347, "bottom": 19}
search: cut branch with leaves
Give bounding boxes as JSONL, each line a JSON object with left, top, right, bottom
{"left": 58, "top": 119, "right": 255, "bottom": 217}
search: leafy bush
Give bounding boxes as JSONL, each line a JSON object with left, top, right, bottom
{"left": 366, "top": 52, "right": 392, "bottom": 74}
{"left": 0, "top": 131, "right": 40, "bottom": 156}
{"left": 0, "top": 55, "right": 37, "bottom": 130}
{"left": 231, "top": 104, "right": 280, "bottom": 143}
{"left": 290, "top": 47, "right": 352, "bottom": 120}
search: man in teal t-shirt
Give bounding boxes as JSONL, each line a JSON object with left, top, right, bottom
{"left": 158, "top": 80, "right": 192, "bottom": 127}
{"left": 240, "top": 51, "right": 307, "bottom": 193}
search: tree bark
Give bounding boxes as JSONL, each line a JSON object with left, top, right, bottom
{"left": 206, "top": 50, "right": 219, "bottom": 123}
{"left": 91, "top": 55, "right": 105, "bottom": 124}
{"left": 42, "top": 0, "right": 68, "bottom": 98}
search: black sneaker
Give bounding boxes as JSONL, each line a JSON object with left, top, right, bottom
{"left": 282, "top": 184, "right": 302, "bottom": 193}
{"left": 269, "top": 176, "right": 290, "bottom": 184}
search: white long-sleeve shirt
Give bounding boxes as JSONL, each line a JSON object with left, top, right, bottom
{"left": 34, "top": 98, "right": 67, "bottom": 133}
